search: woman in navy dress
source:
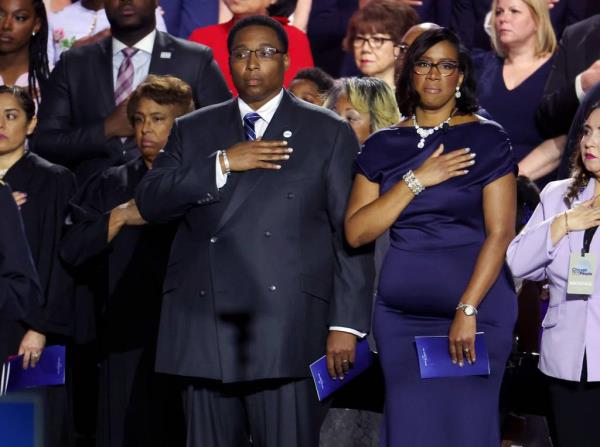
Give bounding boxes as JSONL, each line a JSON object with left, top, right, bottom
{"left": 345, "top": 28, "right": 517, "bottom": 446}
{"left": 474, "top": 0, "right": 559, "bottom": 185}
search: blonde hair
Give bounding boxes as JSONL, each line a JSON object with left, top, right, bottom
{"left": 490, "top": 0, "right": 557, "bottom": 58}
{"left": 324, "top": 77, "right": 400, "bottom": 132}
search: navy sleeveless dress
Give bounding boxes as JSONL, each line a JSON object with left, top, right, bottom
{"left": 355, "top": 120, "right": 518, "bottom": 446}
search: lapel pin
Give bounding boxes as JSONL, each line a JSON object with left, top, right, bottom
{"left": 160, "top": 51, "right": 172, "bottom": 59}
{"left": 283, "top": 130, "right": 292, "bottom": 138}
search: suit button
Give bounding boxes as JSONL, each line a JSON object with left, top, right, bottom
{"left": 264, "top": 231, "right": 271, "bottom": 237}
{"left": 210, "top": 237, "right": 218, "bottom": 243}
{"left": 199, "top": 290, "right": 206, "bottom": 296}
{"left": 268, "top": 285, "right": 277, "bottom": 292}
{"left": 287, "top": 193, "right": 295, "bottom": 199}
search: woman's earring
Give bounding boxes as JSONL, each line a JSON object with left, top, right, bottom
{"left": 32, "top": 31, "right": 36, "bottom": 37}
{"left": 455, "top": 86, "right": 462, "bottom": 99}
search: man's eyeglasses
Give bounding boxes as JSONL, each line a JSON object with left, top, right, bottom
{"left": 413, "top": 60, "right": 459, "bottom": 77}
{"left": 353, "top": 35, "right": 395, "bottom": 50}
{"left": 231, "top": 47, "right": 284, "bottom": 61}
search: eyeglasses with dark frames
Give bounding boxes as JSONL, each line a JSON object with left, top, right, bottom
{"left": 353, "top": 35, "right": 395, "bottom": 50}
{"left": 231, "top": 47, "right": 285, "bottom": 61}
{"left": 413, "top": 60, "right": 459, "bottom": 77}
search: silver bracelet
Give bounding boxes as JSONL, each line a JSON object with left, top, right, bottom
{"left": 221, "top": 150, "right": 231, "bottom": 175}
{"left": 402, "top": 170, "right": 425, "bottom": 195}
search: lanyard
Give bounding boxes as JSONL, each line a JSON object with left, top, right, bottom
{"left": 583, "top": 226, "right": 599, "bottom": 256}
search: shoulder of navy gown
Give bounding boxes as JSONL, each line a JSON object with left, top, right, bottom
{"left": 464, "top": 119, "right": 517, "bottom": 185}
{"left": 355, "top": 126, "right": 414, "bottom": 183}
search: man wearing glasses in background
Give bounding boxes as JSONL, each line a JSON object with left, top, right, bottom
{"left": 136, "top": 15, "right": 374, "bottom": 447}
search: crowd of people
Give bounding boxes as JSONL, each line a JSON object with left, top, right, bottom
{"left": 1, "top": 0, "right": 600, "bottom": 446}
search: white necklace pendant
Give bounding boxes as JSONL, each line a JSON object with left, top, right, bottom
{"left": 412, "top": 113, "right": 453, "bottom": 150}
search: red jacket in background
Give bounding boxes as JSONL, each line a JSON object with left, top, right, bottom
{"left": 188, "top": 17, "right": 314, "bottom": 95}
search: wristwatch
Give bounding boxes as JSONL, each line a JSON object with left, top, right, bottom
{"left": 456, "top": 303, "right": 478, "bottom": 316}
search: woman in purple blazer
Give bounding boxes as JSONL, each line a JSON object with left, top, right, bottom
{"left": 507, "top": 102, "right": 600, "bottom": 447}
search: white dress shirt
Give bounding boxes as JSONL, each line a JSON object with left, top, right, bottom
{"left": 47, "top": 2, "right": 167, "bottom": 65}
{"left": 215, "top": 89, "right": 365, "bottom": 338}
{"left": 112, "top": 30, "right": 156, "bottom": 92}
{"left": 215, "top": 89, "right": 284, "bottom": 188}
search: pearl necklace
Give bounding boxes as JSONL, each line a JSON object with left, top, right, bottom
{"left": 412, "top": 114, "right": 453, "bottom": 149}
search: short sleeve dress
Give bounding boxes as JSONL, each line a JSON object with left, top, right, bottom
{"left": 356, "top": 120, "right": 518, "bottom": 446}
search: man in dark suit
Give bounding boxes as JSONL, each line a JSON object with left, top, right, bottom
{"left": 537, "top": 14, "right": 600, "bottom": 139}
{"left": 32, "top": 0, "right": 231, "bottom": 182}
{"left": 136, "top": 16, "right": 374, "bottom": 447}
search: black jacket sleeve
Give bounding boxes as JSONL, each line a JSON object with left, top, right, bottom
{"left": 31, "top": 55, "right": 114, "bottom": 168}
{"left": 536, "top": 25, "right": 580, "bottom": 138}
{"left": 136, "top": 119, "right": 220, "bottom": 224}
{"left": 0, "top": 182, "right": 44, "bottom": 330}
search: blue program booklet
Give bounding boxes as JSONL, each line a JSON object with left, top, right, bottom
{"left": 309, "top": 339, "right": 375, "bottom": 402}
{"left": 415, "top": 332, "right": 490, "bottom": 379}
{"left": 1, "top": 345, "right": 66, "bottom": 395}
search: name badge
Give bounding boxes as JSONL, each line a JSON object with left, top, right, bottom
{"left": 567, "top": 253, "right": 596, "bottom": 295}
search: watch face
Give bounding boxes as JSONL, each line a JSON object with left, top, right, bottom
{"left": 464, "top": 306, "right": 475, "bottom": 316}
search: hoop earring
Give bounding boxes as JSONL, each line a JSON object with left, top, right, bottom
{"left": 455, "top": 86, "right": 462, "bottom": 99}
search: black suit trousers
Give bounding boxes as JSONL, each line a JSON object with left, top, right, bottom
{"left": 183, "top": 378, "right": 330, "bottom": 447}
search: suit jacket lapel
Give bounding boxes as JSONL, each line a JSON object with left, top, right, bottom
{"left": 148, "top": 31, "right": 174, "bottom": 76}
{"left": 215, "top": 92, "right": 296, "bottom": 231}
{"left": 97, "top": 38, "right": 116, "bottom": 112}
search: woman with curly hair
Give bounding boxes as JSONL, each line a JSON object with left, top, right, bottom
{"left": 507, "top": 102, "right": 600, "bottom": 447}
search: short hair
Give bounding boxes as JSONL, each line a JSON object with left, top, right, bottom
{"left": 396, "top": 28, "right": 479, "bottom": 117}
{"left": 127, "top": 75, "right": 194, "bottom": 125}
{"left": 490, "top": 0, "right": 557, "bottom": 58}
{"left": 0, "top": 86, "right": 35, "bottom": 122}
{"left": 291, "top": 68, "right": 334, "bottom": 94}
{"left": 227, "top": 15, "right": 289, "bottom": 54}
{"left": 324, "top": 77, "right": 400, "bottom": 132}
{"left": 343, "top": 0, "right": 419, "bottom": 52}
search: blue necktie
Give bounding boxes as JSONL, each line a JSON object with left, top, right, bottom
{"left": 244, "top": 112, "right": 261, "bottom": 141}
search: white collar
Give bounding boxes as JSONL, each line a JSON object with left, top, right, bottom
{"left": 237, "top": 89, "right": 284, "bottom": 124}
{"left": 112, "top": 29, "right": 156, "bottom": 56}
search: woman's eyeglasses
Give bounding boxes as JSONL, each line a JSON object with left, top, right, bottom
{"left": 413, "top": 60, "right": 459, "bottom": 77}
{"left": 353, "top": 35, "right": 395, "bottom": 49}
